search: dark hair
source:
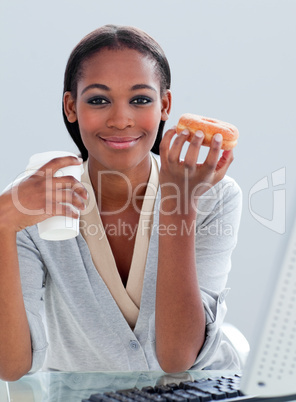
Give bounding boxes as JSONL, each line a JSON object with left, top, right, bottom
{"left": 62, "top": 24, "right": 171, "bottom": 160}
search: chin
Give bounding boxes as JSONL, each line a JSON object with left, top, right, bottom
{"left": 90, "top": 150, "right": 150, "bottom": 173}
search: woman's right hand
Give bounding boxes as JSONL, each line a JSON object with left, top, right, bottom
{"left": 0, "top": 156, "right": 88, "bottom": 233}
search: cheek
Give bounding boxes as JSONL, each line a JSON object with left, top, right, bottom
{"left": 139, "top": 109, "right": 162, "bottom": 132}
{"left": 76, "top": 108, "right": 101, "bottom": 133}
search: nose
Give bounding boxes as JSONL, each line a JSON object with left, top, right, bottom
{"left": 106, "top": 105, "right": 135, "bottom": 130}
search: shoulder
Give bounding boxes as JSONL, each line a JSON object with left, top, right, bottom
{"left": 212, "top": 175, "right": 242, "bottom": 202}
{"left": 196, "top": 176, "right": 242, "bottom": 229}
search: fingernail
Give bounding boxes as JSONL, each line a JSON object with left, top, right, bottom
{"left": 194, "top": 130, "right": 204, "bottom": 139}
{"left": 77, "top": 157, "right": 83, "bottom": 163}
{"left": 214, "top": 133, "right": 223, "bottom": 143}
{"left": 181, "top": 129, "right": 190, "bottom": 135}
{"left": 81, "top": 192, "right": 88, "bottom": 201}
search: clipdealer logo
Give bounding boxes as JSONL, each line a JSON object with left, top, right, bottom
{"left": 248, "top": 167, "right": 286, "bottom": 234}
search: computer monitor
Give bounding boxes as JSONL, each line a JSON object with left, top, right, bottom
{"left": 240, "top": 173, "right": 296, "bottom": 398}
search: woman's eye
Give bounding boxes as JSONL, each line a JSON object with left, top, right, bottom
{"left": 87, "top": 97, "right": 109, "bottom": 105}
{"left": 131, "top": 97, "right": 151, "bottom": 105}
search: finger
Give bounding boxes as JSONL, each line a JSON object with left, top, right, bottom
{"left": 167, "top": 129, "right": 190, "bottom": 164}
{"left": 53, "top": 203, "right": 81, "bottom": 219}
{"left": 216, "top": 150, "right": 234, "bottom": 173}
{"left": 159, "top": 127, "right": 177, "bottom": 161}
{"left": 55, "top": 189, "right": 86, "bottom": 212}
{"left": 183, "top": 130, "right": 204, "bottom": 168}
{"left": 72, "top": 182, "right": 88, "bottom": 200}
{"left": 52, "top": 176, "right": 87, "bottom": 198}
{"left": 53, "top": 180, "right": 88, "bottom": 207}
{"left": 39, "top": 156, "right": 83, "bottom": 175}
{"left": 204, "top": 133, "right": 223, "bottom": 170}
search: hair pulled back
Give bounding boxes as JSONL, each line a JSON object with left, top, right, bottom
{"left": 63, "top": 24, "right": 171, "bottom": 159}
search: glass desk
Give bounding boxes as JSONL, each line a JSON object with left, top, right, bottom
{"left": 3, "top": 370, "right": 296, "bottom": 402}
{"left": 1, "top": 370, "right": 239, "bottom": 402}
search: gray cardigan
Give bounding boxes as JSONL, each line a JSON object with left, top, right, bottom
{"left": 17, "top": 173, "right": 242, "bottom": 373}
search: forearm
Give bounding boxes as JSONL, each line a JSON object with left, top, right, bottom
{"left": 0, "top": 158, "right": 86, "bottom": 380}
{"left": 155, "top": 208, "right": 206, "bottom": 373}
{"left": 156, "top": 122, "right": 235, "bottom": 373}
{"left": 0, "top": 230, "right": 32, "bottom": 381}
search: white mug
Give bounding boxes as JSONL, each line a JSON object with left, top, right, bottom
{"left": 26, "top": 151, "right": 84, "bottom": 241}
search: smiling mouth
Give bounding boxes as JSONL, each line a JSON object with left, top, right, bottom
{"left": 98, "top": 136, "right": 141, "bottom": 150}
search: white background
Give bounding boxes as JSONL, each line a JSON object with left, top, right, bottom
{"left": 1, "top": 0, "right": 296, "bottom": 348}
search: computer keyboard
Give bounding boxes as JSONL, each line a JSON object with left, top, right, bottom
{"left": 81, "top": 374, "right": 275, "bottom": 402}
{"left": 82, "top": 373, "right": 296, "bottom": 402}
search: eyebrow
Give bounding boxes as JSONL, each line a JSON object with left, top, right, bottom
{"left": 131, "top": 84, "right": 157, "bottom": 92}
{"left": 81, "top": 83, "right": 157, "bottom": 96}
{"left": 81, "top": 84, "right": 109, "bottom": 95}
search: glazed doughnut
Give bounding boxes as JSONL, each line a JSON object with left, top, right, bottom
{"left": 176, "top": 113, "right": 239, "bottom": 150}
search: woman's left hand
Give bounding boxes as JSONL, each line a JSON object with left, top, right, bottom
{"left": 159, "top": 126, "right": 234, "bottom": 212}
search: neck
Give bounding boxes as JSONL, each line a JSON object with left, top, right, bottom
{"left": 88, "top": 155, "right": 152, "bottom": 213}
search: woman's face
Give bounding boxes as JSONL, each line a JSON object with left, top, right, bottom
{"left": 64, "top": 48, "right": 171, "bottom": 172}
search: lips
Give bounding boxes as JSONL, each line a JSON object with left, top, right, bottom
{"left": 98, "top": 135, "right": 142, "bottom": 150}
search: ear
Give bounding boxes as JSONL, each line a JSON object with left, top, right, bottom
{"left": 160, "top": 90, "right": 172, "bottom": 121}
{"left": 63, "top": 91, "right": 77, "bottom": 123}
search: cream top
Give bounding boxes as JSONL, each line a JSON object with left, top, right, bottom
{"left": 79, "top": 155, "right": 159, "bottom": 328}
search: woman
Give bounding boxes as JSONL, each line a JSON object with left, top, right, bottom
{"left": 0, "top": 24, "right": 242, "bottom": 380}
